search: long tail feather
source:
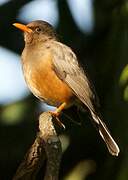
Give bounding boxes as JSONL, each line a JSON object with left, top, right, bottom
{"left": 91, "top": 111, "right": 120, "bottom": 156}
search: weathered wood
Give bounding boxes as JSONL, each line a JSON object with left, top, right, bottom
{"left": 13, "top": 112, "right": 62, "bottom": 180}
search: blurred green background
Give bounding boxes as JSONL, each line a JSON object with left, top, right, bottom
{"left": 0, "top": 0, "right": 128, "bottom": 179}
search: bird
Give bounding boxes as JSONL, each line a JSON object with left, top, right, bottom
{"left": 13, "top": 20, "right": 120, "bottom": 156}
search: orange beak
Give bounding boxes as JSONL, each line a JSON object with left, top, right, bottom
{"left": 12, "top": 23, "right": 32, "bottom": 33}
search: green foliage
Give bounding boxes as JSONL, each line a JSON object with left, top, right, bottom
{"left": 1, "top": 102, "right": 27, "bottom": 125}
{"left": 119, "top": 64, "right": 128, "bottom": 101}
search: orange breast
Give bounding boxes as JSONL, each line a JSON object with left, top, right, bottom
{"left": 23, "top": 51, "right": 74, "bottom": 106}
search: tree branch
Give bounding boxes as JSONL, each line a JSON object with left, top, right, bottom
{"left": 13, "top": 112, "right": 62, "bottom": 180}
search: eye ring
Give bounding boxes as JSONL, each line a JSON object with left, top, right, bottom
{"left": 36, "top": 27, "right": 41, "bottom": 32}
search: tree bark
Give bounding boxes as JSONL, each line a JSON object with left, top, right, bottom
{"left": 13, "top": 112, "right": 62, "bottom": 180}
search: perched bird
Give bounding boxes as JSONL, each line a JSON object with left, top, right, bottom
{"left": 13, "top": 20, "right": 119, "bottom": 156}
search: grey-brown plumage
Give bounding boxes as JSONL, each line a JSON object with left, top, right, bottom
{"left": 13, "top": 20, "right": 120, "bottom": 156}
{"left": 51, "top": 41, "right": 119, "bottom": 156}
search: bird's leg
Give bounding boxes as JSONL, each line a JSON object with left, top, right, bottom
{"left": 49, "top": 102, "right": 67, "bottom": 129}
{"left": 49, "top": 102, "right": 67, "bottom": 117}
{"left": 54, "top": 102, "right": 67, "bottom": 116}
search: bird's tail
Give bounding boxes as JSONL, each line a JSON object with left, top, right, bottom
{"left": 90, "top": 111, "right": 120, "bottom": 156}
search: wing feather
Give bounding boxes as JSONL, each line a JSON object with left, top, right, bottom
{"left": 50, "top": 41, "right": 119, "bottom": 156}
{"left": 51, "top": 41, "right": 96, "bottom": 113}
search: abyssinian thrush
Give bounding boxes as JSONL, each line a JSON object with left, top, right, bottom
{"left": 13, "top": 20, "right": 120, "bottom": 156}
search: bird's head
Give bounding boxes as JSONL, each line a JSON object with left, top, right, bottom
{"left": 13, "top": 20, "right": 57, "bottom": 45}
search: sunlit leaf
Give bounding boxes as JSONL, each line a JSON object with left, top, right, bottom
{"left": 64, "top": 160, "right": 96, "bottom": 180}
{"left": 119, "top": 64, "right": 128, "bottom": 86}
{"left": 1, "top": 102, "right": 27, "bottom": 125}
{"left": 124, "top": 86, "right": 128, "bottom": 101}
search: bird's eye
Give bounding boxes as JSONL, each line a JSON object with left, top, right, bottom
{"left": 36, "top": 27, "right": 41, "bottom": 32}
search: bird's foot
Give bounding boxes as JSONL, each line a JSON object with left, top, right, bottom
{"left": 49, "top": 111, "right": 65, "bottom": 129}
{"left": 49, "top": 102, "right": 67, "bottom": 129}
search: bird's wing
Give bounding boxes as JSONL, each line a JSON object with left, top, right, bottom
{"left": 50, "top": 41, "right": 119, "bottom": 156}
{"left": 51, "top": 41, "right": 97, "bottom": 114}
